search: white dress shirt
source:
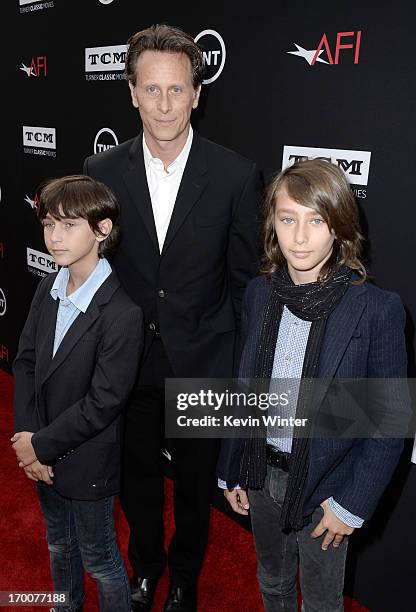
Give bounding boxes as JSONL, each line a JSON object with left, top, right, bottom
{"left": 143, "top": 126, "right": 193, "bottom": 252}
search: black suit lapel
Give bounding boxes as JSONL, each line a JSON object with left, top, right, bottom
{"left": 36, "top": 295, "right": 59, "bottom": 387}
{"left": 123, "top": 135, "right": 159, "bottom": 250}
{"left": 40, "top": 273, "right": 120, "bottom": 386}
{"left": 161, "top": 133, "right": 209, "bottom": 257}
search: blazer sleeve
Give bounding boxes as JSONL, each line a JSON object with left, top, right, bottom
{"left": 227, "top": 162, "right": 263, "bottom": 329}
{"left": 216, "top": 282, "right": 253, "bottom": 488}
{"left": 31, "top": 306, "right": 143, "bottom": 464}
{"left": 333, "top": 292, "right": 412, "bottom": 520}
{"left": 13, "top": 278, "right": 49, "bottom": 433}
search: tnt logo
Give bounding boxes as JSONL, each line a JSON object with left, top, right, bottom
{"left": 194, "top": 30, "right": 226, "bottom": 84}
{"left": 94, "top": 127, "right": 118, "bottom": 154}
{"left": 287, "top": 31, "right": 362, "bottom": 66}
{"left": 0, "top": 288, "right": 6, "bottom": 317}
{"left": 20, "top": 56, "right": 47, "bottom": 77}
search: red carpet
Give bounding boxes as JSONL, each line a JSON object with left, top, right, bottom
{"left": 0, "top": 369, "right": 369, "bottom": 611}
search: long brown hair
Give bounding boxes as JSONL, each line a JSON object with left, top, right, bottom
{"left": 262, "top": 159, "right": 367, "bottom": 282}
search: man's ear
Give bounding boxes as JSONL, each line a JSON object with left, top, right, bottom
{"left": 192, "top": 85, "right": 202, "bottom": 110}
{"left": 96, "top": 218, "right": 113, "bottom": 241}
{"left": 129, "top": 80, "right": 139, "bottom": 109}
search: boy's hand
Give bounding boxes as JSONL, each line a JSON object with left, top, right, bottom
{"left": 311, "top": 498, "right": 354, "bottom": 550}
{"left": 224, "top": 488, "right": 250, "bottom": 515}
{"left": 23, "top": 460, "right": 54, "bottom": 485}
{"left": 11, "top": 431, "right": 37, "bottom": 466}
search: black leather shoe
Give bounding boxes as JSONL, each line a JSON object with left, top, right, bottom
{"left": 131, "top": 576, "right": 159, "bottom": 611}
{"left": 163, "top": 585, "right": 197, "bottom": 612}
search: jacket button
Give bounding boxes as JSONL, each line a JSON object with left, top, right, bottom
{"left": 158, "top": 289, "right": 165, "bottom": 298}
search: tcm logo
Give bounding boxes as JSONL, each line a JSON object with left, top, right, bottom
{"left": 0, "top": 288, "right": 6, "bottom": 317}
{"left": 0, "top": 344, "right": 9, "bottom": 363}
{"left": 27, "top": 248, "right": 58, "bottom": 274}
{"left": 24, "top": 194, "right": 39, "bottom": 210}
{"left": 194, "top": 30, "right": 226, "bottom": 84}
{"left": 287, "top": 31, "right": 362, "bottom": 66}
{"left": 282, "top": 146, "right": 371, "bottom": 186}
{"left": 20, "top": 56, "right": 47, "bottom": 77}
{"left": 85, "top": 45, "right": 128, "bottom": 72}
{"left": 94, "top": 127, "right": 118, "bottom": 154}
{"left": 23, "top": 126, "right": 56, "bottom": 150}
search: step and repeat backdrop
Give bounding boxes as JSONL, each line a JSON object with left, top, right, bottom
{"left": 1, "top": 2, "right": 415, "bottom": 610}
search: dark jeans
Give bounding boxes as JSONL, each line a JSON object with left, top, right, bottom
{"left": 37, "top": 483, "right": 130, "bottom": 612}
{"left": 249, "top": 466, "right": 348, "bottom": 612}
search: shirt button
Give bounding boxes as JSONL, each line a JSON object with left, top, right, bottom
{"left": 158, "top": 289, "right": 166, "bottom": 298}
{"left": 285, "top": 356, "right": 292, "bottom": 363}
{"left": 293, "top": 320, "right": 299, "bottom": 326}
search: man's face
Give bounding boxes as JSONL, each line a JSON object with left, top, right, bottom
{"left": 129, "top": 50, "right": 200, "bottom": 149}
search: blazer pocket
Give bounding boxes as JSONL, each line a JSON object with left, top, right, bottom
{"left": 194, "top": 212, "right": 230, "bottom": 227}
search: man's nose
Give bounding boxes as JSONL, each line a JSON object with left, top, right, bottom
{"left": 157, "top": 90, "right": 171, "bottom": 114}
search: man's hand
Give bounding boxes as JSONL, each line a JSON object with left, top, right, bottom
{"left": 224, "top": 489, "right": 250, "bottom": 515}
{"left": 311, "top": 498, "right": 354, "bottom": 550}
{"left": 23, "top": 460, "right": 54, "bottom": 485}
{"left": 11, "top": 431, "right": 37, "bottom": 467}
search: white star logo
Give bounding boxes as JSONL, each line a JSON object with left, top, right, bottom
{"left": 20, "top": 63, "right": 36, "bottom": 77}
{"left": 287, "top": 43, "right": 329, "bottom": 66}
{"left": 24, "top": 195, "right": 37, "bottom": 209}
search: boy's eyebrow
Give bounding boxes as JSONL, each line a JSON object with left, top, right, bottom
{"left": 276, "top": 207, "right": 321, "bottom": 216}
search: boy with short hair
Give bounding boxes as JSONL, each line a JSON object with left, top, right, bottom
{"left": 12, "top": 175, "right": 143, "bottom": 612}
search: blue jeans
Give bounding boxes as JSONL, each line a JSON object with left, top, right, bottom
{"left": 37, "top": 483, "right": 130, "bottom": 612}
{"left": 248, "top": 465, "right": 348, "bottom": 612}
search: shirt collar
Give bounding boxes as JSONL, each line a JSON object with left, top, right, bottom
{"left": 142, "top": 125, "right": 193, "bottom": 173}
{"left": 50, "top": 258, "right": 112, "bottom": 313}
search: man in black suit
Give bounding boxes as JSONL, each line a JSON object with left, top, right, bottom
{"left": 84, "top": 23, "right": 262, "bottom": 612}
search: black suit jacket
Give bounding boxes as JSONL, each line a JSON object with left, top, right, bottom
{"left": 13, "top": 271, "right": 143, "bottom": 500}
{"left": 84, "top": 131, "right": 262, "bottom": 378}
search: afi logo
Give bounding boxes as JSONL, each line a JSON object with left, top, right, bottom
{"left": 0, "top": 344, "right": 8, "bottom": 362}
{"left": 24, "top": 194, "right": 39, "bottom": 210}
{"left": 287, "top": 31, "right": 362, "bottom": 66}
{"left": 20, "top": 56, "right": 47, "bottom": 77}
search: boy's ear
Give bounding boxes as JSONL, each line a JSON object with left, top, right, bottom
{"left": 96, "top": 218, "right": 113, "bottom": 241}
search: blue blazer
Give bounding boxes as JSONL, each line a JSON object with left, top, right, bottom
{"left": 217, "top": 275, "right": 411, "bottom": 521}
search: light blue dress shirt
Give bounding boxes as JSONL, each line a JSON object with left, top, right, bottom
{"left": 50, "top": 258, "right": 112, "bottom": 357}
{"left": 219, "top": 305, "right": 364, "bottom": 528}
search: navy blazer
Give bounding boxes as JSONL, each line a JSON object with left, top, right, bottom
{"left": 13, "top": 270, "right": 143, "bottom": 500}
{"left": 217, "top": 275, "right": 411, "bottom": 521}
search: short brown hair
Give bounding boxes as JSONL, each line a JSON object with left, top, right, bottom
{"left": 263, "top": 159, "right": 367, "bottom": 282}
{"left": 37, "top": 175, "right": 120, "bottom": 258}
{"left": 125, "top": 24, "right": 205, "bottom": 88}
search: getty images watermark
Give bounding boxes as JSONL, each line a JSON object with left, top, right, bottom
{"left": 165, "top": 378, "right": 414, "bottom": 439}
